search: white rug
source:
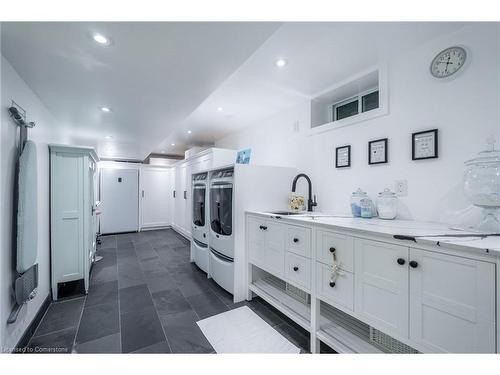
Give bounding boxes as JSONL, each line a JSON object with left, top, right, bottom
{"left": 197, "top": 306, "right": 300, "bottom": 353}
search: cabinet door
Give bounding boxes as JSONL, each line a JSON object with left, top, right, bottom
{"left": 184, "top": 164, "right": 192, "bottom": 234}
{"left": 247, "top": 216, "right": 267, "bottom": 266}
{"left": 409, "top": 248, "right": 496, "bottom": 353}
{"left": 264, "top": 221, "right": 285, "bottom": 277}
{"left": 141, "top": 168, "right": 171, "bottom": 228}
{"left": 354, "top": 239, "right": 409, "bottom": 339}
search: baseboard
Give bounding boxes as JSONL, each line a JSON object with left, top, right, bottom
{"left": 13, "top": 293, "right": 51, "bottom": 352}
{"left": 171, "top": 225, "right": 191, "bottom": 241}
{"left": 140, "top": 225, "right": 172, "bottom": 232}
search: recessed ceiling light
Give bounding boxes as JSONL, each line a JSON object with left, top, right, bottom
{"left": 171, "top": 143, "right": 175, "bottom": 146}
{"left": 275, "top": 58, "right": 287, "bottom": 68}
{"left": 187, "top": 130, "right": 192, "bottom": 134}
{"left": 92, "top": 33, "right": 111, "bottom": 46}
{"left": 100, "top": 106, "right": 111, "bottom": 113}
{"left": 217, "top": 107, "right": 223, "bottom": 112}
{"left": 104, "top": 135, "right": 113, "bottom": 140}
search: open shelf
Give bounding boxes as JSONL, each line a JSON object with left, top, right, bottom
{"left": 249, "top": 277, "right": 311, "bottom": 331}
{"left": 317, "top": 302, "right": 384, "bottom": 353}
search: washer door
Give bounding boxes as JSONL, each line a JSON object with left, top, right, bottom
{"left": 210, "top": 183, "right": 233, "bottom": 236}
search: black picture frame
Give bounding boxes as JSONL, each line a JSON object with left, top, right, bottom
{"left": 368, "top": 138, "right": 388, "bottom": 165}
{"left": 412, "top": 129, "right": 438, "bottom": 160}
{"left": 335, "top": 145, "right": 351, "bottom": 168}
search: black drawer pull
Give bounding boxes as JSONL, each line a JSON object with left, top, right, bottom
{"left": 329, "top": 281, "right": 336, "bottom": 288}
{"left": 293, "top": 266, "right": 299, "bottom": 272}
{"left": 397, "top": 258, "right": 406, "bottom": 265}
{"left": 293, "top": 238, "right": 299, "bottom": 243}
{"left": 329, "top": 247, "right": 336, "bottom": 253}
{"left": 259, "top": 225, "right": 268, "bottom": 231}
{"left": 409, "top": 260, "right": 418, "bottom": 268}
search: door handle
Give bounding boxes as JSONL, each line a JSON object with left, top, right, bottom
{"left": 293, "top": 266, "right": 299, "bottom": 272}
{"left": 397, "top": 258, "right": 406, "bottom": 265}
{"left": 142, "top": 190, "right": 144, "bottom": 198}
{"left": 409, "top": 260, "right": 418, "bottom": 268}
{"left": 293, "top": 238, "right": 299, "bottom": 243}
{"left": 184, "top": 191, "right": 187, "bottom": 199}
{"left": 173, "top": 190, "right": 176, "bottom": 198}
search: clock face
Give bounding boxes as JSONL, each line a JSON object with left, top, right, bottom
{"left": 430, "top": 46, "right": 467, "bottom": 78}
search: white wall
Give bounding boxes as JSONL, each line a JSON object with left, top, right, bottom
{"left": 217, "top": 23, "right": 500, "bottom": 226}
{"left": 0, "top": 55, "right": 64, "bottom": 351}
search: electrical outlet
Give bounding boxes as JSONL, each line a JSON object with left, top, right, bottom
{"left": 394, "top": 179, "right": 408, "bottom": 197}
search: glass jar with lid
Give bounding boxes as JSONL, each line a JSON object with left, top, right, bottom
{"left": 351, "top": 188, "right": 367, "bottom": 217}
{"left": 463, "top": 139, "right": 500, "bottom": 232}
{"left": 376, "top": 188, "right": 398, "bottom": 220}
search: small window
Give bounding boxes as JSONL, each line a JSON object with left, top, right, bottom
{"left": 332, "top": 89, "right": 379, "bottom": 122}
{"left": 362, "top": 90, "right": 379, "bottom": 112}
{"left": 334, "top": 99, "right": 359, "bottom": 121}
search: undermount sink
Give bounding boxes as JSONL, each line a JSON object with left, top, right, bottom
{"left": 266, "top": 210, "right": 304, "bottom": 216}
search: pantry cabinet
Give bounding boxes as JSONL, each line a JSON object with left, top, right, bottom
{"left": 140, "top": 166, "right": 173, "bottom": 229}
{"left": 246, "top": 212, "right": 498, "bottom": 353}
{"left": 50, "top": 145, "right": 99, "bottom": 300}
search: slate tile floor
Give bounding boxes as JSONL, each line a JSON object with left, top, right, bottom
{"left": 25, "top": 229, "right": 335, "bottom": 354}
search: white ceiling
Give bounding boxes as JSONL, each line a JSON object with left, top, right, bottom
{"left": 2, "top": 22, "right": 466, "bottom": 159}
{"left": 1, "top": 22, "right": 281, "bottom": 159}
{"left": 154, "top": 22, "right": 467, "bottom": 153}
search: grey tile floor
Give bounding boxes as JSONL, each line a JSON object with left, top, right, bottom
{"left": 25, "top": 229, "right": 335, "bottom": 354}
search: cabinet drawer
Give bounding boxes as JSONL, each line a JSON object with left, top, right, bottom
{"left": 316, "top": 262, "right": 354, "bottom": 311}
{"left": 315, "top": 229, "right": 354, "bottom": 272}
{"left": 286, "top": 225, "right": 311, "bottom": 258}
{"left": 285, "top": 252, "right": 311, "bottom": 290}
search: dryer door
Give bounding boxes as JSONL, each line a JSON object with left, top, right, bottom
{"left": 210, "top": 183, "right": 233, "bottom": 236}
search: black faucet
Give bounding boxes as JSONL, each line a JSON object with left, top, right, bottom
{"left": 291, "top": 173, "right": 317, "bottom": 212}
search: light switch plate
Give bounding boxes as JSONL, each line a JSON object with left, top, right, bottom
{"left": 395, "top": 179, "right": 408, "bottom": 197}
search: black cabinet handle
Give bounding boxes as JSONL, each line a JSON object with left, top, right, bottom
{"left": 259, "top": 225, "right": 268, "bottom": 231}
{"left": 329, "top": 281, "right": 336, "bottom": 288}
{"left": 409, "top": 260, "right": 418, "bottom": 268}
{"left": 293, "top": 238, "right": 299, "bottom": 243}
{"left": 184, "top": 191, "right": 187, "bottom": 199}
{"left": 173, "top": 190, "right": 176, "bottom": 198}
{"left": 293, "top": 266, "right": 299, "bottom": 271}
{"left": 397, "top": 258, "right": 406, "bottom": 265}
{"left": 329, "top": 247, "right": 336, "bottom": 253}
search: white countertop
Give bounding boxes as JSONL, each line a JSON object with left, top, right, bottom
{"left": 247, "top": 211, "right": 500, "bottom": 257}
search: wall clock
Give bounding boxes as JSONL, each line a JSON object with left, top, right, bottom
{"left": 430, "top": 46, "right": 467, "bottom": 78}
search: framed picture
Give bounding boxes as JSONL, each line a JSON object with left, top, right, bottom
{"left": 335, "top": 145, "right": 351, "bottom": 168}
{"left": 412, "top": 129, "right": 438, "bottom": 160}
{"left": 368, "top": 138, "right": 388, "bottom": 165}
{"left": 236, "top": 148, "right": 251, "bottom": 164}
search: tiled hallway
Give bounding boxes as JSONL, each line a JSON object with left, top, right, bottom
{"left": 25, "top": 229, "right": 323, "bottom": 354}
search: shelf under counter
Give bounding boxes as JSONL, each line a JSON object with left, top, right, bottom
{"left": 249, "top": 277, "right": 311, "bottom": 332}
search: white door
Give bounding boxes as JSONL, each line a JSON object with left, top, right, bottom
{"left": 184, "top": 164, "right": 192, "bottom": 234}
{"left": 173, "top": 165, "right": 184, "bottom": 229}
{"left": 409, "top": 248, "right": 496, "bottom": 353}
{"left": 354, "top": 239, "right": 409, "bottom": 340}
{"left": 141, "top": 168, "right": 171, "bottom": 229}
{"left": 100, "top": 168, "right": 139, "bottom": 234}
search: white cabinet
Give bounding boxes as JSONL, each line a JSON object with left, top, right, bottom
{"left": 246, "top": 213, "right": 499, "bottom": 353}
{"left": 409, "top": 248, "right": 496, "bottom": 353}
{"left": 140, "top": 167, "right": 173, "bottom": 229}
{"left": 50, "top": 145, "right": 98, "bottom": 300}
{"left": 248, "top": 216, "right": 285, "bottom": 277}
{"left": 354, "top": 239, "right": 409, "bottom": 340}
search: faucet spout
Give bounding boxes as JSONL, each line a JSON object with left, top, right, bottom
{"left": 291, "top": 173, "right": 317, "bottom": 212}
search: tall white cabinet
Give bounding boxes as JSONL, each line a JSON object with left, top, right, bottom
{"left": 49, "top": 145, "right": 99, "bottom": 300}
{"left": 140, "top": 166, "right": 174, "bottom": 230}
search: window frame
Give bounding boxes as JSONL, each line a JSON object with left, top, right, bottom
{"left": 332, "top": 87, "right": 379, "bottom": 122}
